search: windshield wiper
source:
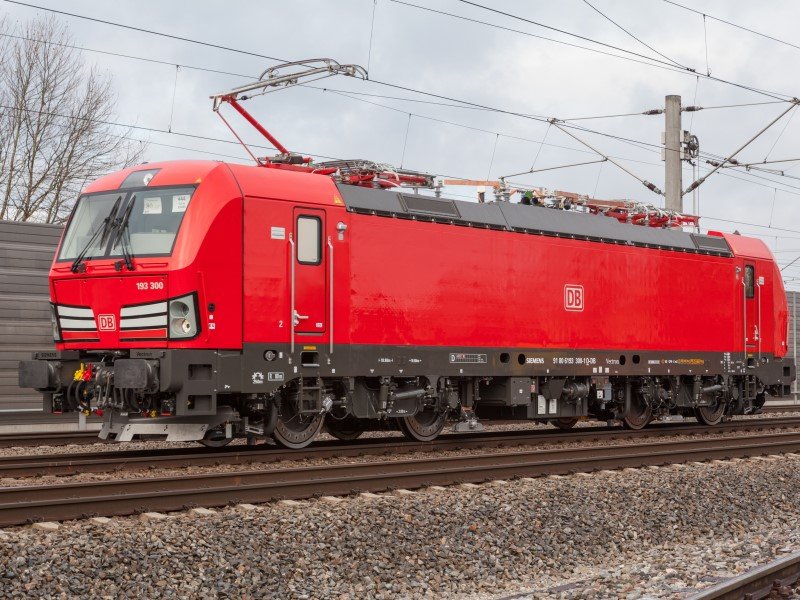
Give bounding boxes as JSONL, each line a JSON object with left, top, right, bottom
{"left": 112, "top": 194, "right": 136, "bottom": 272}
{"left": 70, "top": 196, "right": 122, "bottom": 273}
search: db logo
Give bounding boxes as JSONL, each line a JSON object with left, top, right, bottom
{"left": 98, "top": 314, "right": 116, "bottom": 331}
{"left": 564, "top": 285, "right": 584, "bottom": 312}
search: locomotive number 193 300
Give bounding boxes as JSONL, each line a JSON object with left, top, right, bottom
{"left": 135, "top": 281, "right": 164, "bottom": 291}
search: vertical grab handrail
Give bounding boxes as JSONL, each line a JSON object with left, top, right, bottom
{"left": 328, "top": 236, "right": 334, "bottom": 355}
{"left": 289, "top": 233, "right": 295, "bottom": 354}
{"left": 757, "top": 279, "right": 762, "bottom": 363}
{"left": 742, "top": 277, "right": 747, "bottom": 364}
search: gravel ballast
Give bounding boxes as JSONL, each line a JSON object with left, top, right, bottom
{"left": 0, "top": 454, "right": 799, "bottom": 598}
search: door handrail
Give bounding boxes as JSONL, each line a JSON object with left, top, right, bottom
{"left": 757, "top": 279, "right": 762, "bottom": 362}
{"left": 289, "top": 233, "right": 295, "bottom": 354}
{"left": 742, "top": 277, "right": 747, "bottom": 361}
{"left": 328, "top": 236, "right": 334, "bottom": 355}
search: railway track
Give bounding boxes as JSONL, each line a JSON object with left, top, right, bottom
{"left": 0, "top": 405, "right": 795, "bottom": 449}
{"left": 1, "top": 416, "right": 800, "bottom": 478}
{"left": 690, "top": 550, "right": 800, "bottom": 599}
{"left": 1, "top": 429, "right": 800, "bottom": 527}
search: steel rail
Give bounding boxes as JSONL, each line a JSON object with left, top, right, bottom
{"left": 689, "top": 551, "right": 800, "bottom": 599}
{"left": 0, "top": 430, "right": 100, "bottom": 449}
{"left": 2, "top": 417, "right": 800, "bottom": 478}
{"left": 2, "top": 430, "right": 800, "bottom": 527}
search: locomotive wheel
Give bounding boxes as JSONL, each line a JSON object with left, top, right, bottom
{"left": 398, "top": 408, "right": 447, "bottom": 442}
{"left": 695, "top": 399, "right": 725, "bottom": 426}
{"left": 273, "top": 405, "right": 325, "bottom": 449}
{"left": 622, "top": 394, "right": 652, "bottom": 430}
{"left": 198, "top": 434, "right": 233, "bottom": 448}
{"left": 325, "top": 420, "right": 364, "bottom": 441}
{"left": 550, "top": 417, "right": 579, "bottom": 430}
{"left": 197, "top": 424, "right": 234, "bottom": 447}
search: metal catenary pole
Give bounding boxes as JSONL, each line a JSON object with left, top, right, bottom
{"left": 664, "top": 94, "right": 682, "bottom": 212}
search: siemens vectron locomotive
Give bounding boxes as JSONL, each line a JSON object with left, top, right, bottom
{"left": 18, "top": 157, "right": 796, "bottom": 448}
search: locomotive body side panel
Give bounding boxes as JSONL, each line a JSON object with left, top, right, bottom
{"left": 346, "top": 212, "right": 738, "bottom": 354}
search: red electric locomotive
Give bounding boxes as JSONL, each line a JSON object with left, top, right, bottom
{"left": 17, "top": 156, "right": 795, "bottom": 447}
{"left": 17, "top": 60, "right": 796, "bottom": 447}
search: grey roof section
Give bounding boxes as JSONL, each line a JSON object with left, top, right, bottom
{"left": 338, "top": 183, "right": 405, "bottom": 215}
{"left": 692, "top": 233, "right": 731, "bottom": 253}
{"left": 336, "top": 184, "right": 732, "bottom": 256}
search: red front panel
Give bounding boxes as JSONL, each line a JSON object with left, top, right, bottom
{"left": 52, "top": 161, "right": 244, "bottom": 351}
{"left": 54, "top": 275, "right": 168, "bottom": 347}
{"left": 345, "top": 214, "right": 742, "bottom": 353}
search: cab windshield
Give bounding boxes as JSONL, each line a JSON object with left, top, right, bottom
{"left": 58, "top": 186, "right": 196, "bottom": 261}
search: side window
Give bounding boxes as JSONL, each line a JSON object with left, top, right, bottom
{"left": 296, "top": 216, "right": 321, "bottom": 265}
{"left": 744, "top": 265, "right": 755, "bottom": 299}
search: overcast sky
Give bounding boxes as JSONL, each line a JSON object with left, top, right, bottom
{"left": 4, "top": 0, "right": 800, "bottom": 287}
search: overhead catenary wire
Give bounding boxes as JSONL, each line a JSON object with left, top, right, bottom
{"left": 318, "top": 86, "right": 691, "bottom": 174}
{"left": 449, "top": 0, "right": 794, "bottom": 101}
{"left": 500, "top": 158, "right": 608, "bottom": 183}
{"left": 580, "top": 0, "right": 686, "bottom": 68}
{"left": 0, "top": 0, "right": 284, "bottom": 62}
{"left": 385, "top": 0, "right": 702, "bottom": 79}
{"left": 8, "top": 0, "right": 800, "bottom": 178}
{"left": 366, "top": 0, "right": 378, "bottom": 74}
{"left": 781, "top": 254, "right": 800, "bottom": 272}
{"left": 10, "top": 16, "right": 800, "bottom": 193}
{"left": 685, "top": 100, "right": 800, "bottom": 195}
{"left": 0, "top": 103, "right": 340, "bottom": 162}
{"left": 392, "top": 0, "right": 796, "bottom": 101}
{"left": 764, "top": 109, "right": 798, "bottom": 161}
{"left": 662, "top": 0, "right": 800, "bottom": 54}
{"left": 0, "top": 11, "right": 728, "bottom": 154}
{"left": 547, "top": 119, "right": 663, "bottom": 196}
{"left": 6, "top": 0, "right": 797, "bottom": 107}
{"left": 702, "top": 13, "right": 711, "bottom": 76}
{"left": 399, "top": 113, "right": 412, "bottom": 168}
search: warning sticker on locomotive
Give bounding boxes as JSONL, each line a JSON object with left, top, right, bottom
{"left": 270, "top": 226, "right": 286, "bottom": 240}
{"left": 172, "top": 194, "right": 190, "bottom": 213}
{"left": 142, "top": 197, "right": 162, "bottom": 214}
{"left": 449, "top": 353, "right": 487, "bottom": 364}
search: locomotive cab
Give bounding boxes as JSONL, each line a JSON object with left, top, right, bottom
{"left": 19, "top": 161, "right": 248, "bottom": 442}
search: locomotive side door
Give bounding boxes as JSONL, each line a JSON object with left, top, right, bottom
{"left": 292, "top": 208, "right": 327, "bottom": 335}
{"left": 742, "top": 262, "right": 757, "bottom": 359}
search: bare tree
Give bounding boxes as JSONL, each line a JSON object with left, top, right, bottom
{"left": 0, "top": 16, "right": 145, "bottom": 223}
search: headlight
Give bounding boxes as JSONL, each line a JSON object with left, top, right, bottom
{"left": 50, "top": 304, "right": 60, "bottom": 342}
{"left": 168, "top": 294, "right": 198, "bottom": 339}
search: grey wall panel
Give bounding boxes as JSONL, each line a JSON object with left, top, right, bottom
{"left": 0, "top": 220, "right": 62, "bottom": 411}
{"left": 0, "top": 271, "right": 52, "bottom": 295}
{"left": 0, "top": 298, "right": 50, "bottom": 321}
{"left": 0, "top": 243, "right": 56, "bottom": 271}
{"left": 0, "top": 396, "right": 40, "bottom": 411}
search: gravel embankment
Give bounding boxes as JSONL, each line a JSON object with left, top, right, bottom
{"left": 0, "top": 453, "right": 799, "bottom": 598}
